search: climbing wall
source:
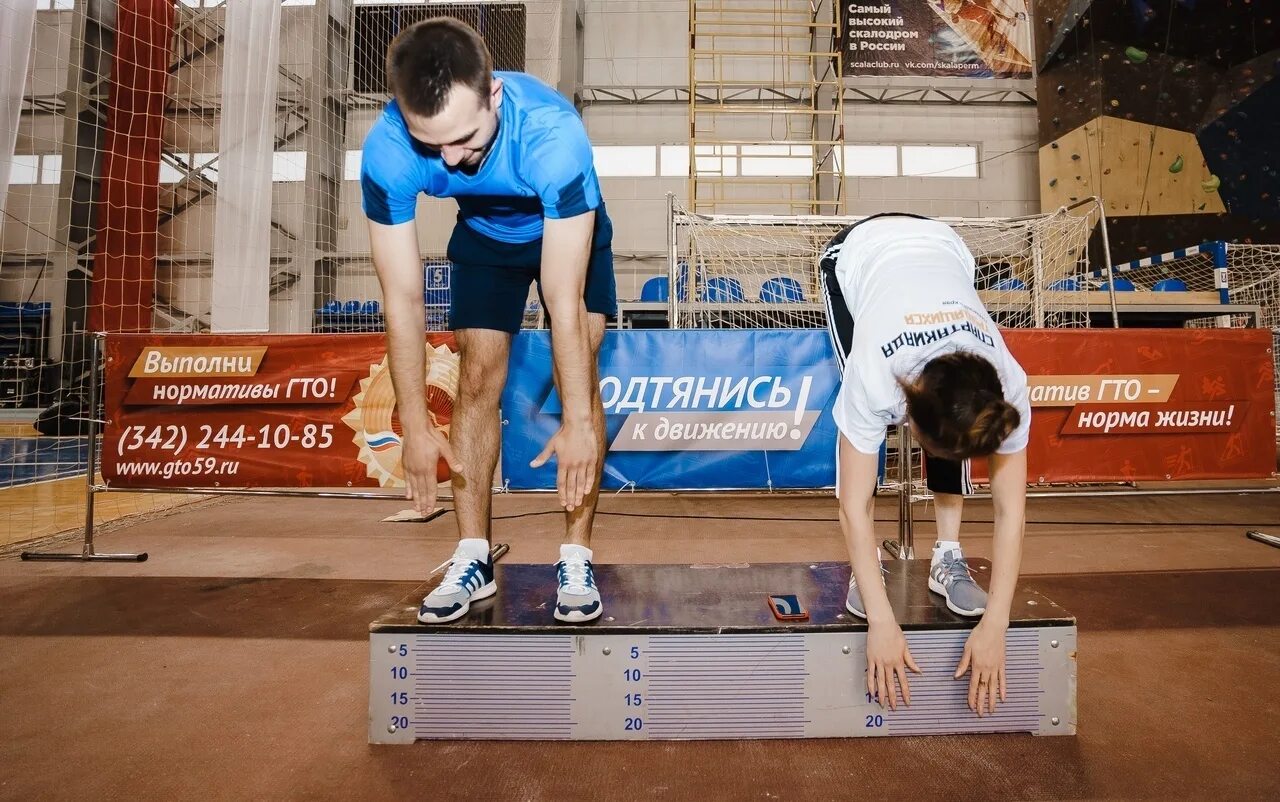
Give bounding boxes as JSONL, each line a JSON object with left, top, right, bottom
{"left": 1035, "top": 0, "right": 1279, "bottom": 261}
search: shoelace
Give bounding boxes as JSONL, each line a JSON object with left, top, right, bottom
{"left": 559, "top": 558, "right": 593, "bottom": 594}
{"left": 941, "top": 557, "right": 973, "bottom": 586}
{"left": 435, "top": 554, "right": 478, "bottom": 592}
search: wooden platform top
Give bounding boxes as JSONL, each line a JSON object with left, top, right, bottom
{"left": 371, "top": 559, "right": 1074, "bottom": 635}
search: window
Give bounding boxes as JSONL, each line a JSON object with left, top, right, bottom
{"left": 193, "top": 153, "right": 219, "bottom": 184}
{"left": 272, "top": 151, "right": 307, "bottom": 182}
{"left": 592, "top": 146, "right": 656, "bottom": 177}
{"left": 900, "top": 145, "right": 979, "bottom": 178}
{"left": 7, "top": 156, "right": 39, "bottom": 185}
{"left": 740, "top": 145, "right": 812, "bottom": 177}
{"left": 838, "top": 145, "right": 898, "bottom": 177}
{"left": 344, "top": 150, "right": 363, "bottom": 181}
{"left": 40, "top": 155, "right": 61, "bottom": 184}
{"left": 659, "top": 146, "right": 689, "bottom": 177}
{"left": 159, "top": 159, "right": 186, "bottom": 185}
{"left": 694, "top": 145, "right": 737, "bottom": 177}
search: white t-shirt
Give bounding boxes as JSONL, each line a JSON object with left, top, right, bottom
{"left": 829, "top": 215, "right": 1031, "bottom": 456}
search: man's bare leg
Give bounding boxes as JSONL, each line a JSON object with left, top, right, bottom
{"left": 553, "top": 313, "right": 607, "bottom": 547}
{"left": 451, "top": 328, "right": 512, "bottom": 543}
{"left": 415, "top": 328, "right": 510, "bottom": 624}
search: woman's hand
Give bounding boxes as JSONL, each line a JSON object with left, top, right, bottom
{"left": 866, "top": 620, "right": 922, "bottom": 710}
{"left": 955, "top": 619, "right": 1007, "bottom": 716}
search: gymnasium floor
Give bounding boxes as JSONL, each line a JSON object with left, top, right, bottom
{"left": 0, "top": 423, "right": 197, "bottom": 547}
{"left": 1, "top": 490, "right": 1278, "bottom": 800}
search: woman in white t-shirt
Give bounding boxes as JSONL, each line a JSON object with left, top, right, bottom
{"left": 819, "top": 213, "right": 1031, "bottom": 718}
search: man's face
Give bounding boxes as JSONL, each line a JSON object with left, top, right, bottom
{"left": 402, "top": 78, "right": 503, "bottom": 170}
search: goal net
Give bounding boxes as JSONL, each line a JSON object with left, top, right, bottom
{"left": 0, "top": 0, "right": 543, "bottom": 544}
{"left": 1163, "top": 243, "right": 1280, "bottom": 436}
{"left": 670, "top": 200, "right": 1100, "bottom": 331}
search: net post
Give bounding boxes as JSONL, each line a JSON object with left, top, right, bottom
{"left": 883, "top": 425, "right": 915, "bottom": 561}
{"left": 1094, "top": 200, "right": 1120, "bottom": 328}
{"left": 22, "top": 333, "right": 147, "bottom": 563}
{"left": 1210, "top": 240, "right": 1230, "bottom": 305}
{"left": 1031, "top": 231, "right": 1046, "bottom": 328}
{"left": 667, "top": 193, "right": 680, "bottom": 329}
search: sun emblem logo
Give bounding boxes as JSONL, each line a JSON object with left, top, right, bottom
{"left": 342, "top": 341, "right": 460, "bottom": 487}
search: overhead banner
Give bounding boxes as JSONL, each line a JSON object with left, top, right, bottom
{"left": 501, "top": 330, "right": 843, "bottom": 491}
{"left": 102, "top": 334, "right": 458, "bottom": 488}
{"left": 842, "top": 1, "right": 1034, "bottom": 78}
{"left": 968, "top": 328, "right": 1275, "bottom": 483}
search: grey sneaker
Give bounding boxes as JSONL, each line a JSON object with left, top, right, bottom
{"left": 929, "top": 548, "right": 987, "bottom": 616}
{"left": 554, "top": 545, "right": 602, "bottom": 623}
{"left": 846, "top": 551, "right": 887, "bottom": 620}
{"left": 418, "top": 547, "right": 496, "bottom": 624}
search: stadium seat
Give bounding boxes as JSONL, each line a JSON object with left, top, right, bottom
{"left": 992, "top": 277, "right": 1026, "bottom": 291}
{"left": 361, "top": 300, "right": 381, "bottom": 315}
{"left": 702, "top": 276, "right": 745, "bottom": 303}
{"left": 341, "top": 300, "right": 360, "bottom": 313}
{"left": 1048, "top": 277, "right": 1079, "bottom": 291}
{"left": 759, "top": 276, "right": 805, "bottom": 303}
{"left": 641, "top": 276, "right": 670, "bottom": 302}
{"left": 1152, "top": 278, "right": 1188, "bottom": 292}
{"left": 1099, "top": 278, "right": 1136, "bottom": 291}
{"left": 321, "top": 300, "right": 342, "bottom": 313}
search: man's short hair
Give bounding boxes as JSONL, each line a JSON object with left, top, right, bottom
{"left": 386, "top": 18, "right": 493, "bottom": 118}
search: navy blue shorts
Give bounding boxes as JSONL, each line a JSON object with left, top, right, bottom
{"left": 445, "top": 208, "right": 617, "bottom": 334}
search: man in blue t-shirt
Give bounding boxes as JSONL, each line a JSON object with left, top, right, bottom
{"left": 361, "top": 18, "right": 615, "bottom": 625}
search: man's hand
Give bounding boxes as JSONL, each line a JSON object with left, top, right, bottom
{"left": 955, "top": 618, "right": 1008, "bottom": 717}
{"left": 530, "top": 422, "right": 597, "bottom": 511}
{"left": 866, "top": 620, "right": 922, "bottom": 711}
{"left": 401, "top": 427, "right": 462, "bottom": 516}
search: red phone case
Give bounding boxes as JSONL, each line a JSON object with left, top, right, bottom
{"left": 767, "top": 594, "right": 809, "bottom": 621}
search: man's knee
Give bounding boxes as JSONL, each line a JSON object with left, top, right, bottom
{"left": 457, "top": 329, "right": 510, "bottom": 401}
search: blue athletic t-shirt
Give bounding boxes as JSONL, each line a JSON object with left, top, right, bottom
{"left": 360, "top": 71, "right": 601, "bottom": 244}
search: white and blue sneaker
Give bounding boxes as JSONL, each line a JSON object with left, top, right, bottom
{"left": 928, "top": 542, "right": 987, "bottom": 617}
{"left": 418, "top": 538, "right": 496, "bottom": 624}
{"left": 554, "top": 544, "right": 602, "bottom": 623}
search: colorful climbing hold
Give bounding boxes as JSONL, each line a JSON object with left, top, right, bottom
{"left": 1202, "top": 175, "right": 1221, "bottom": 193}
{"left": 1049, "top": 178, "right": 1058, "bottom": 187}
{"left": 1124, "top": 46, "right": 1148, "bottom": 63}
{"left": 1169, "top": 155, "right": 1184, "bottom": 173}
{"left": 1109, "top": 99, "right": 1120, "bottom": 108}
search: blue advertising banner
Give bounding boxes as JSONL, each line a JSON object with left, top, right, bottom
{"left": 501, "top": 329, "right": 845, "bottom": 490}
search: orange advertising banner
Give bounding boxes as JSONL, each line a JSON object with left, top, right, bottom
{"left": 102, "top": 328, "right": 1275, "bottom": 489}
{"left": 970, "top": 328, "right": 1275, "bottom": 483}
{"left": 102, "top": 334, "right": 457, "bottom": 488}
